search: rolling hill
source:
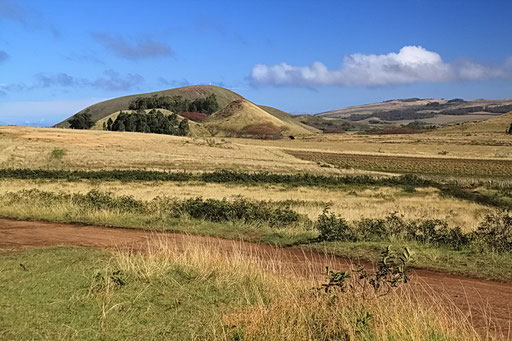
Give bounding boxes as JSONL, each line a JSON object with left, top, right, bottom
{"left": 56, "top": 85, "right": 244, "bottom": 128}
{"left": 204, "top": 99, "right": 313, "bottom": 138}
{"left": 435, "top": 111, "right": 512, "bottom": 134}
{"left": 57, "top": 85, "right": 319, "bottom": 139}
{"left": 317, "top": 98, "right": 512, "bottom": 127}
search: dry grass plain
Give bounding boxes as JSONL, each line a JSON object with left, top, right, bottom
{"left": 0, "top": 124, "right": 509, "bottom": 232}
{"left": 1, "top": 124, "right": 512, "bottom": 339}
{"left": 0, "top": 179, "right": 491, "bottom": 231}
{"left": 0, "top": 126, "right": 339, "bottom": 174}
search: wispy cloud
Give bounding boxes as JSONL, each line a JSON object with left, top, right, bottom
{"left": 0, "top": 0, "right": 59, "bottom": 36}
{"left": 0, "top": 0, "right": 30, "bottom": 24}
{"left": 92, "top": 33, "right": 173, "bottom": 60}
{"left": 64, "top": 51, "right": 105, "bottom": 65}
{"left": 0, "top": 50, "right": 8, "bottom": 63}
{"left": 251, "top": 46, "right": 512, "bottom": 87}
{"left": 91, "top": 70, "right": 144, "bottom": 91}
{"left": 0, "top": 70, "right": 144, "bottom": 95}
{"left": 33, "top": 73, "right": 87, "bottom": 88}
{"left": 195, "top": 14, "right": 247, "bottom": 45}
{"left": 158, "top": 77, "right": 190, "bottom": 88}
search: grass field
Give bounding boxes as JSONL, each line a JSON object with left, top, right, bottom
{"left": 1, "top": 124, "right": 512, "bottom": 338}
{"left": 0, "top": 179, "right": 492, "bottom": 230}
{"left": 0, "top": 126, "right": 334, "bottom": 174}
{"left": 0, "top": 243, "right": 492, "bottom": 340}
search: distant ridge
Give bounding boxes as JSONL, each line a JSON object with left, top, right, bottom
{"left": 316, "top": 97, "right": 512, "bottom": 127}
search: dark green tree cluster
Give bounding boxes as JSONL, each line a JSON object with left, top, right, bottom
{"left": 128, "top": 94, "right": 219, "bottom": 115}
{"left": 106, "top": 109, "right": 189, "bottom": 136}
{"left": 69, "top": 112, "right": 93, "bottom": 129}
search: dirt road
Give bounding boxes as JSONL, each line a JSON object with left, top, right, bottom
{"left": 1, "top": 218, "right": 511, "bottom": 337}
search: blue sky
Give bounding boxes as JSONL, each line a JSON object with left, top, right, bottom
{"left": 1, "top": 0, "right": 512, "bottom": 126}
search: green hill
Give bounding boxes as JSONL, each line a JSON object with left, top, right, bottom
{"left": 56, "top": 85, "right": 319, "bottom": 139}
{"left": 55, "top": 85, "right": 244, "bottom": 128}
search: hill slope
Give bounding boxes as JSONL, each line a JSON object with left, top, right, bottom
{"left": 435, "top": 111, "right": 512, "bottom": 134}
{"left": 258, "top": 105, "right": 321, "bottom": 133}
{"left": 204, "top": 99, "right": 313, "bottom": 138}
{"left": 56, "top": 85, "right": 244, "bottom": 128}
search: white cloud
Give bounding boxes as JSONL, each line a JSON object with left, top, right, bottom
{"left": 251, "top": 46, "right": 512, "bottom": 87}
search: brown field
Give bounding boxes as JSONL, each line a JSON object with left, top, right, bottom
{"left": 0, "top": 126, "right": 342, "bottom": 174}
{"left": 287, "top": 150, "right": 512, "bottom": 177}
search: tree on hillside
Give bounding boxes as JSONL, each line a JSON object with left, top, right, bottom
{"left": 178, "top": 118, "right": 190, "bottom": 136}
{"left": 128, "top": 94, "right": 219, "bottom": 115}
{"left": 69, "top": 112, "right": 93, "bottom": 129}
{"left": 507, "top": 123, "right": 512, "bottom": 135}
{"left": 107, "top": 118, "right": 113, "bottom": 131}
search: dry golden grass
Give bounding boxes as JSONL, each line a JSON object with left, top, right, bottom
{"left": 231, "top": 131, "right": 512, "bottom": 160}
{"left": 0, "top": 179, "right": 491, "bottom": 231}
{"left": 111, "top": 237, "right": 487, "bottom": 340}
{"left": 435, "top": 112, "right": 512, "bottom": 134}
{"left": 0, "top": 126, "right": 347, "bottom": 174}
{"left": 3, "top": 125, "right": 511, "bottom": 177}
{"left": 204, "top": 99, "right": 312, "bottom": 137}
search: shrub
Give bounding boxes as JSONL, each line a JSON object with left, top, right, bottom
{"left": 473, "top": 211, "right": 512, "bottom": 253}
{"left": 316, "top": 209, "right": 353, "bottom": 242}
{"left": 175, "top": 197, "right": 301, "bottom": 227}
{"left": 69, "top": 112, "right": 93, "bottom": 129}
{"left": 49, "top": 149, "right": 66, "bottom": 161}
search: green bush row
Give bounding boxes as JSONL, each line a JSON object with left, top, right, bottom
{"left": 316, "top": 210, "right": 512, "bottom": 253}
{"left": 3, "top": 189, "right": 511, "bottom": 252}
{"left": 2, "top": 189, "right": 301, "bottom": 227}
{"left": 0, "top": 168, "right": 510, "bottom": 210}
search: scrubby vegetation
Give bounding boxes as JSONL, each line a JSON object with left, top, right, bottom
{"left": 106, "top": 109, "right": 189, "bottom": 136}
{"left": 1, "top": 168, "right": 510, "bottom": 210}
{"left": 315, "top": 210, "right": 510, "bottom": 252}
{"left": 128, "top": 93, "right": 219, "bottom": 115}
{"left": 69, "top": 111, "right": 94, "bottom": 129}
{"left": 1, "top": 189, "right": 303, "bottom": 228}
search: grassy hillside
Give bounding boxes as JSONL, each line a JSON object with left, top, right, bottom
{"left": 204, "top": 99, "right": 313, "bottom": 138}
{"left": 435, "top": 111, "right": 512, "bottom": 134}
{"left": 258, "top": 105, "right": 321, "bottom": 133}
{"left": 56, "top": 85, "right": 244, "bottom": 128}
{"left": 317, "top": 98, "right": 512, "bottom": 128}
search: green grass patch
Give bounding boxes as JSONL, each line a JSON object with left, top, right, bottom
{"left": 0, "top": 246, "right": 272, "bottom": 340}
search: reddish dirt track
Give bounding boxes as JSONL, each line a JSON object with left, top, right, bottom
{"left": 1, "top": 218, "right": 511, "bottom": 337}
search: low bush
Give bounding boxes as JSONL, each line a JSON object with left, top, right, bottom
{"left": 317, "top": 211, "right": 474, "bottom": 251}
{"left": 2, "top": 189, "right": 301, "bottom": 227}
{"left": 173, "top": 197, "right": 301, "bottom": 226}
{"left": 473, "top": 211, "right": 512, "bottom": 253}
{"left": 1, "top": 168, "right": 510, "bottom": 210}
{"left": 316, "top": 209, "right": 353, "bottom": 241}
